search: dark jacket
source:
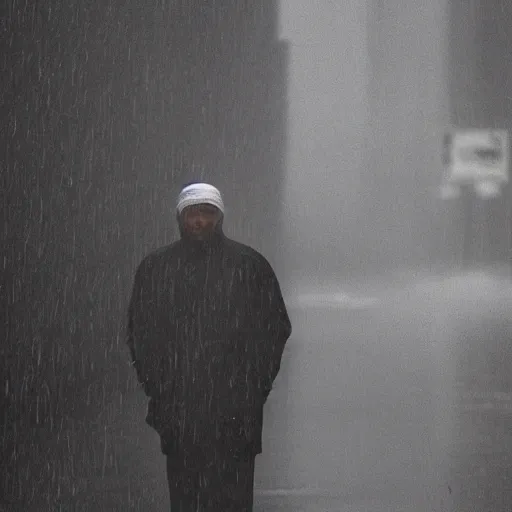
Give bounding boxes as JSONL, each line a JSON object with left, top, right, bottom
{"left": 126, "top": 228, "right": 291, "bottom": 466}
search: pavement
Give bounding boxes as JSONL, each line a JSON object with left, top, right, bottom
{"left": 3, "top": 265, "right": 512, "bottom": 511}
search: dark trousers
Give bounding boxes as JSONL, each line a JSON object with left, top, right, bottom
{"left": 166, "top": 454, "right": 255, "bottom": 512}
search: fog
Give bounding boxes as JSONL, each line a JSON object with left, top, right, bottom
{"left": 2, "top": 1, "right": 512, "bottom": 510}
{"left": 280, "top": 0, "right": 512, "bottom": 288}
{"left": 279, "top": 0, "right": 368, "bottom": 287}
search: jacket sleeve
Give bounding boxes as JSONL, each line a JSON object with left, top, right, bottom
{"left": 250, "top": 257, "right": 292, "bottom": 400}
{"left": 126, "top": 257, "right": 165, "bottom": 397}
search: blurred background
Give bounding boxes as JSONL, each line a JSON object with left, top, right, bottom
{"left": 2, "top": 0, "right": 512, "bottom": 510}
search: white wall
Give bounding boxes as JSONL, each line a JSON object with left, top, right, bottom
{"left": 364, "top": 0, "right": 450, "bottom": 269}
{"left": 279, "top": 0, "right": 370, "bottom": 287}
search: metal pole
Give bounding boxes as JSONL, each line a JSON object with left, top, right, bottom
{"left": 508, "top": 183, "right": 512, "bottom": 277}
{"left": 462, "top": 184, "right": 473, "bottom": 269}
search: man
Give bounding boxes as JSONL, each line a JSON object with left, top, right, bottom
{"left": 127, "top": 182, "right": 292, "bottom": 511}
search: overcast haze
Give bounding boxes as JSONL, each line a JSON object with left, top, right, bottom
{"left": 279, "top": 0, "right": 370, "bottom": 285}
{"left": 4, "top": 2, "right": 512, "bottom": 510}
{"left": 278, "top": 0, "right": 454, "bottom": 284}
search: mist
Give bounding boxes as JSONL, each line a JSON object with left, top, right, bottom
{"left": 2, "top": 1, "right": 512, "bottom": 510}
{"left": 280, "top": 0, "right": 512, "bottom": 287}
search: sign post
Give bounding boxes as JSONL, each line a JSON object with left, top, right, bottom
{"left": 440, "top": 129, "right": 509, "bottom": 267}
{"left": 441, "top": 129, "right": 508, "bottom": 197}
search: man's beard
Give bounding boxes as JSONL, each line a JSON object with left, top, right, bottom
{"left": 188, "top": 229, "right": 213, "bottom": 241}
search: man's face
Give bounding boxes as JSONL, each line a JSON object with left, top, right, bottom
{"left": 181, "top": 203, "right": 222, "bottom": 241}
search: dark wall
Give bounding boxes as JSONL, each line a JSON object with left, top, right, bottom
{"left": 2, "top": 0, "right": 146, "bottom": 435}
{"left": 1, "top": 0, "right": 287, "bottom": 495}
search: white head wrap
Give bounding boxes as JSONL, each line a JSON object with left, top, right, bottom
{"left": 176, "top": 183, "right": 225, "bottom": 215}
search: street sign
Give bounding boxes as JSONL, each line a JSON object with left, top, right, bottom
{"left": 445, "top": 129, "right": 509, "bottom": 185}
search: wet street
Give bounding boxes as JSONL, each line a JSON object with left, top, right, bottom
{"left": 257, "top": 268, "right": 512, "bottom": 511}
{"left": 6, "top": 268, "right": 512, "bottom": 511}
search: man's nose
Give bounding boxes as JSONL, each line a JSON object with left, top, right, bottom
{"left": 194, "top": 214, "right": 206, "bottom": 226}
